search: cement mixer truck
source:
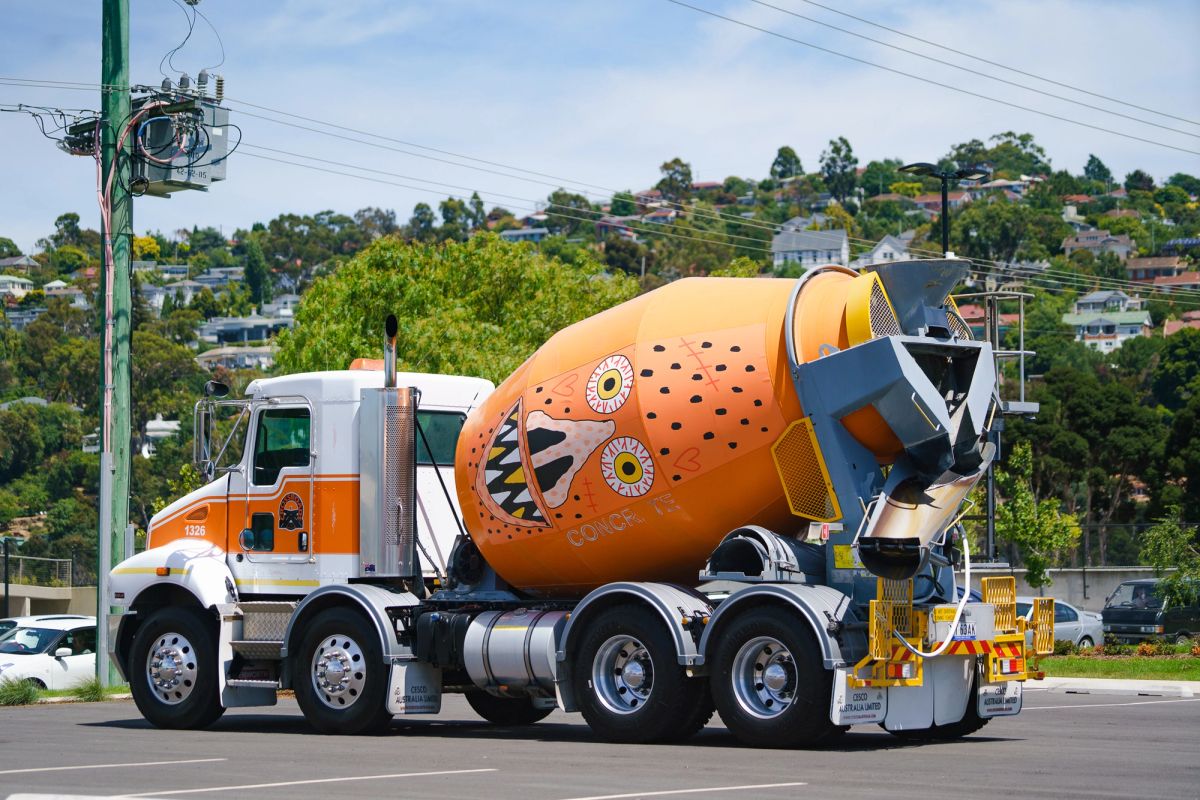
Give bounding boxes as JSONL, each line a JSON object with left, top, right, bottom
{"left": 107, "top": 258, "right": 1054, "bottom": 746}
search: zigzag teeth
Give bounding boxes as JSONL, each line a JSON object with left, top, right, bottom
{"left": 513, "top": 489, "right": 532, "bottom": 504}
{"left": 490, "top": 490, "right": 510, "bottom": 506}
{"left": 485, "top": 470, "right": 503, "bottom": 484}
{"left": 500, "top": 425, "right": 519, "bottom": 443}
{"left": 500, "top": 448, "right": 522, "bottom": 465}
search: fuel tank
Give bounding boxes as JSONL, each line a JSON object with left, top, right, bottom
{"left": 455, "top": 270, "right": 926, "bottom": 596}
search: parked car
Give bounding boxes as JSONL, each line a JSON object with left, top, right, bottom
{"left": 0, "top": 616, "right": 97, "bottom": 689}
{"left": 1101, "top": 579, "right": 1200, "bottom": 644}
{"left": 1016, "top": 597, "right": 1103, "bottom": 648}
{"left": 0, "top": 614, "right": 91, "bottom": 639}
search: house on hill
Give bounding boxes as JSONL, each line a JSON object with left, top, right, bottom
{"left": 851, "top": 234, "right": 912, "bottom": 269}
{"left": 771, "top": 228, "right": 849, "bottom": 270}
{"left": 1127, "top": 256, "right": 1186, "bottom": 283}
{"left": 0, "top": 255, "right": 38, "bottom": 274}
{"left": 1062, "top": 290, "right": 1150, "bottom": 352}
{"left": 1062, "top": 229, "right": 1135, "bottom": 262}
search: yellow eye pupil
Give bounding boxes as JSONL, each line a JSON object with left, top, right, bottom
{"left": 613, "top": 452, "right": 643, "bottom": 484}
{"left": 597, "top": 369, "right": 623, "bottom": 400}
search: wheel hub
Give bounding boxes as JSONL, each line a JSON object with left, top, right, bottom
{"left": 146, "top": 632, "right": 198, "bottom": 705}
{"left": 731, "top": 636, "right": 796, "bottom": 720}
{"left": 592, "top": 635, "right": 654, "bottom": 715}
{"left": 311, "top": 635, "right": 366, "bottom": 709}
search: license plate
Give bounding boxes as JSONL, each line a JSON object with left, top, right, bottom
{"left": 952, "top": 621, "right": 977, "bottom": 641}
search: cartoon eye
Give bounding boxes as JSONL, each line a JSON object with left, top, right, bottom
{"left": 600, "top": 436, "right": 655, "bottom": 497}
{"left": 587, "top": 355, "right": 634, "bottom": 413}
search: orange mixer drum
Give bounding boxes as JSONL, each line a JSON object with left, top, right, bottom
{"left": 455, "top": 272, "right": 899, "bottom": 595}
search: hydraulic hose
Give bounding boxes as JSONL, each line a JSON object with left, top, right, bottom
{"left": 892, "top": 528, "right": 972, "bottom": 659}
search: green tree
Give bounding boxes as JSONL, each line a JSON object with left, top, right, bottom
{"left": 769, "top": 146, "right": 803, "bottom": 181}
{"left": 995, "top": 441, "right": 1082, "bottom": 588}
{"left": 1152, "top": 327, "right": 1200, "bottom": 411}
{"left": 0, "top": 405, "right": 46, "bottom": 483}
{"left": 545, "top": 190, "right": 595, "bottom": 237}
{"left": 0, "top": 237, "right": 20, "bottom": 258}
{"left": 353, "top": 207, "right": 399, "bottom": 240}
{"left": 1124, "top": 169, "right": 1155, "bottom": 193}
{"left": 656, "top": 158, "right": 693, "bottom": 204}
{"left": 1139, "top": 507, "right": 1200, "bottom": 608}
{"left": 602, "top": 236, "right": 652, "bottom": 276}
{"left": 1166, "top": 173, "right": 1200, "bottom": 197}
{"left": 275, "top": 234, "right": 639, "bottom": 384}
{"left": 860, "top": 159, "right": 902, "bottom": 197}
{"left": 131, "top": 330, "right": 206, "bottom": 435}
{"left": 609, "top": 191, "right": 637, "bottom": 217}
{"left": 48, "top": 212, "right": 83, "bottom": 248}
{"left": 189, "top": 287, "right": 220, "bottom": 320}
{"left": 709, "top": 256, "right": 761, "bottom": 277}
{"left": 1162, "top": 394, "right": 1200, "bottom": 520}
{"left": 244, "top": 240, "right": 270, "bottom": 305}
{"left": 407, "top": 203, "right": 437, "bottom": 243}
{"left": 985, "top": 132, "right": 1050, "bottom": 176}
{"left": 819, "top": 136, "right": 858, "bottom": 203}
{"left": 1083, "top": 154, "right": 1112, "bottom": 186}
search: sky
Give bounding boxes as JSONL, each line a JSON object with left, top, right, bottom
{"left": 2, "top": 0, "right": 1198, "bottom": 253}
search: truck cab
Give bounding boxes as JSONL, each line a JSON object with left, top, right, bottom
{"left": 135, "top": 368, "right": 493, "bottom": 596}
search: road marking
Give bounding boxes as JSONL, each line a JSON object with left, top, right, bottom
{"left": 120, "top": 768, "right": 498, "bottom": 797}
{"left": 0, "top": 758, "right": 226, "bottom": 776}
{"left": 557, "top": 782, "right": 808, "bottom": 800}
{"left": 1024, "top": 698, "right": 1200, "bottom": 710}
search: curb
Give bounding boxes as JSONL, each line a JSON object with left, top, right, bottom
{"left": 34, "top": 693, "right": 133, "bottom": 705}
{"left": 1032, "top": 676, "right": 1200, "bottom": 698}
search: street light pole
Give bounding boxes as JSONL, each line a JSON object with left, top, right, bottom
{"left": 899, "top": 162, "right": 990, "bottom": 257}
{"left": 3, "top": 537, "right": 10, "bottom": 618}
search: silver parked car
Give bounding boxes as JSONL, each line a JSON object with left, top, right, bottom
{"left": 1017, "top": 597, "right": 1104, "bottom": 649}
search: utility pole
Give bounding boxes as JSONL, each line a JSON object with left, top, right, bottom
{"left": 3, "top": 538, "right": 10, "bottom": 618}
{"left": 97, "top": 0, "right": 131, "bottom": 686}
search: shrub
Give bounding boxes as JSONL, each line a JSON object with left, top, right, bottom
{"left": 1053, "top": 639, "right": 1077, "bottom": 656}
{"left": 0, "top": 677, "right": 40, "bottom": 706}
{"left": 73, "top": 676, "right": 105, "bottom": 703}
{"left": 1191, "top": 644, "right": 1200, "bottom": 658}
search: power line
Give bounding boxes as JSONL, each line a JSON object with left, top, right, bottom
{"left": 5, "top": 74, "right": 1198, "bottom": 303}
{"left": 662, "top": 0, "right": 1200, "bottom": 156}
{"left": 786, "top": 0, "right": 1200, "bottom": 128}
{"left": 745, "top": 0, "right": 1198, "bottom": 140}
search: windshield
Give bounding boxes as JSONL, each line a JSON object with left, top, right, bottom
{"left": 1105, "top": 583, "right": 1163, "bottom": 610}
{"left": 1016, "top": 602, "right": 1032, "bottom": 617}
{"left": 0, "top": 626, "right": 63, "bottom": 655}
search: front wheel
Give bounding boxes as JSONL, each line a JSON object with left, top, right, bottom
{"left": 128, "top": 606, "right": 224, "bottom": 730}
{"left": 293, "top": 607, "right": 393, "bottom": 735}
{"left": 465, "top": 690, "right": 553, "bottom": 726}
{"left": 710, "top": 606, "right": 844, "bottom": 748}
{"left": 571, "top": 604, "right": 712, "bottom": 743}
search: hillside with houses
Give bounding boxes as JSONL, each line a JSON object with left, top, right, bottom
{"left": 0, "top": 130, "right": 1198, "bottom": 580}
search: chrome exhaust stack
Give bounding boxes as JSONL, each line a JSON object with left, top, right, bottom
{"left": 384, "top": 313, "right": 398, "bottom": 389}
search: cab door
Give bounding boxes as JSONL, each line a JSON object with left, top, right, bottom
{"left": 227, "top": 403, "right": 316, "bottom": 591}
{"left": 414, "top": 409, "right": 468, "bottom": 577}
{"left": 47, "top": 626, "right": 96, "bottom": 691}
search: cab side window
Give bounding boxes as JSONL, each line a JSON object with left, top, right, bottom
{"left": 253, "top": 408, "right": 311, "bottom": 486}
{"left": 1054, "top": 604, "right": 1077, "bottom": 624}
{"left": 67, "top": 627, "right": 96, "bottom": 655}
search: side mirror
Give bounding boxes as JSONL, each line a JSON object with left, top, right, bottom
{"left": 238, "top": 528, "right": 256, "bottom": 551}
{"left": 54, "top": 647, "right": 72, "bottom": 659}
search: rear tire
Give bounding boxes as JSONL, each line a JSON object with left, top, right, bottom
{"left": 465, "top": 690, "right": 553, "bottom": 726}
{"left": 571, "top": 604, "right": 712, "bottom": 743}
{"left": 293, "top": 607, "right": 393, "bottom": 735}
{"left": 1175, "top": 633, "right": 1192, "bottom": 645}
{"left": 710, "top": 606, "right": 844, "bottom": 748}
{"left": 129, "top": 606, "right": 225, "bottom": 730}
{"left": 1078, "top": 636, "right": 1095, "bottom": 649}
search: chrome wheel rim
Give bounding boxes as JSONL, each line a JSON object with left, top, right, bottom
{"left": 731, "top": 636, "right": 796, "bottom": 719}
{"left": 146, "top": 631, "right": 198, "bottom": 705}
{"left": 591, "top": 635, "right": 654, "bottom": 715}
{"left": 311, "top": 634, "right": 367, "bottom": 710}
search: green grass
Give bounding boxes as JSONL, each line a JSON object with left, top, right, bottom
{"left": 39, "top": 681, "right": 130, "bottom": 701}
{"left": 1043, "top": 656, "right": 1200, "bottom": 681}
{"left": 0, "top": 677, "right": 41, "bottom": 706}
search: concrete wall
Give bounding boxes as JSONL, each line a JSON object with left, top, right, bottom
{"left": 956, "top": 566, "right": 1169, "bottom": 613}
{"left": 0, "top": 584, "right": 97, "bottom": 618}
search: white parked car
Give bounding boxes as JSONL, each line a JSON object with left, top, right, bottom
{"left": 0, "top": 616, "right": 97, "bottom": 689}
{"left": 1016, "top": 598, "right": 1103, "bottom": 649}
{"left": 0, "top": 614, "right": 91, "bottom": 639}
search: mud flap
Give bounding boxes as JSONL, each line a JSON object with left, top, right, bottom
{"left": 978, "top": 680, "right": 1023, "bottom": 718}
{"left": 387, "top": 661, "right": 442, "bottom": 714}
{"left": 830, "top": 667, "right": 887, "bottom": 726}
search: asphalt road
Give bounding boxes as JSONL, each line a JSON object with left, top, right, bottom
{"left": 1, "top": 689, "right": 1198, "bottom": 800}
